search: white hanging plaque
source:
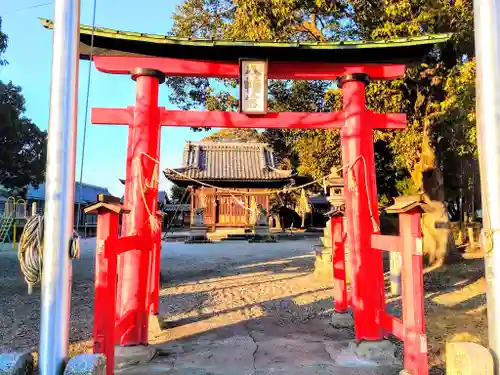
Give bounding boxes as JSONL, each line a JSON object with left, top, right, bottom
{"left": 239, "top": 59, "right": 268, "bottom": 114}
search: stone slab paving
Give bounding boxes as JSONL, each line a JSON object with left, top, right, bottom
{"left": 117, "top": 324, "right": 401, "bottom": 375}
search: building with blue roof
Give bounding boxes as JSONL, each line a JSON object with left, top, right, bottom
{"left": 26, "top": 182, "right": 110, "bottom": 204}
{"left": 26, "top": 182, "right": 111, "bottom": 235}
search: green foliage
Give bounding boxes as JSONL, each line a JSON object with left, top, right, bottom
{"left": 0, "top": 81, "right": 47, "bottom": 190}
{"left": 294, "top": 130, "right": 341, "bottom": 178}
{"left": 264, "top": 80, "right": 335, "bottom": 171}
{"left": 0, "top": 19, "right": 47, "bottom": 191}
{"left": 0, "top": 18, "right": 7, "bottom": 66}
{"left": 269, "top": 190, "right": 300, "bottom": 215}
{"left": 170, "top": 184, "right": 189, "bottom": 203}
{"left": 348, "top": 0, "right": 476, "bottom": 209}
{"left": 432, "top": 59, "right": 478, "bottom": 206}
{"left": 171, "top": 0, "right": 353, "bottom": 41}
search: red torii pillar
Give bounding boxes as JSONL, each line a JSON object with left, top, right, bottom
{"left": 107, "top": 68, "right": 165, "bottom": 345}
{"left": 91, "top": 56, "right": 406, "bottom": 345}
{"left": 339, "top": 73, "right": 385, "bottom": 340}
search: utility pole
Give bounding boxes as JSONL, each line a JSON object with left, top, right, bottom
{"left": 474, "top": 0, "right": 500, "bottom": 371}
{"left": 38, "top": 0, "right": 81, "bottom": 373}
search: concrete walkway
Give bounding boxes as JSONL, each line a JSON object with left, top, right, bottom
{"left": 118, "top": 318, "right": 401, "bottom": 375}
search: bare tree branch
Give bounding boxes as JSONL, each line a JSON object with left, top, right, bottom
{"left": 293, "top": 14, "right": 326, "bottom": 41}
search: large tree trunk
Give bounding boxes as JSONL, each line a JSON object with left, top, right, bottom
{"left": 416, "top": 122, "right": 458, "bottom": 271}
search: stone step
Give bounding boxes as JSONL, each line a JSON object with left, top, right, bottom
{"left": 116, "top": 363, "right": 402, "bottom": 375}
{"left": 115, "top": 337, "right": 402, "bottom": 375}
{"left": 220, "top": 234, "right": 251, "bottom": 241}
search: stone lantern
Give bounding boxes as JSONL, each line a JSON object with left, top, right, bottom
{"left": 314, "top": 167, "right": 350, "bottom": 282}
{"left": 326, "top": 167, "right": 345, "bottom": 213}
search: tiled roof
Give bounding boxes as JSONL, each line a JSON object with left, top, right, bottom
{"left": 164, "top": 142, "right": 294, "bottom": 182}
{"left": 27, "top": 182, "right": 111, "bottom": 204}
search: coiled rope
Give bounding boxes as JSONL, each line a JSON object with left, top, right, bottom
{"left": 18, "top": 215, "right": 81, "bottom": 294}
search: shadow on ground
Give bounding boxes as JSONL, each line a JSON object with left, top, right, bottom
{"left": 384, "top": 257, "right": 487, "bottom": 369}
{"left": 122, "top": 296, "right": 402, "bottom": 375}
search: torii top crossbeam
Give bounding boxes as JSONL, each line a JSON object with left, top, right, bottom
{"left": 40, "top": 18, "right": 450, "bottom": 65}
{"left": 40, "top": 19, "right": 450, "bottom": 131}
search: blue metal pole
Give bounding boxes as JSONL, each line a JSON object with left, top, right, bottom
{"left": 38, "top": 0, "right": 80, "bottom": 373}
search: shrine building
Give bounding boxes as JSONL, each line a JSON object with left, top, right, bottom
{"left": 164, "top": 141, "right": 295, "bottom": 230}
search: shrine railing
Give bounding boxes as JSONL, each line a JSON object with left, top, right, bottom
{"left": 85, "top": 196, "right": 162, "bottom": 375}
{"left": 331, "top": 206, "right": 427, "bottom": 375}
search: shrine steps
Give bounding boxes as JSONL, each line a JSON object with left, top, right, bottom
{"left": 116, "top": 335, "right": 402, "bottom": 375}
{"left": 118, "top": 316, "right": 402, "bottom": 375}
{"left": 116, "top": 363, "right": 402, "bottom": 374}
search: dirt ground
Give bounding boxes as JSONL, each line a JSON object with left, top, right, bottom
{"left": 0, "top": 238, "right": 489, "bottom": 373}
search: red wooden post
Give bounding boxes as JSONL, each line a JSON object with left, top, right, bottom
{"left": 116, "top": 68, "right": 165, "bottom": 346}
{"left": 332, "top": 216, "right": 348, "bottom": 313}
{"left": 399, "top": 210, "right": 428, "bottom": 375}
{"left": 92, "top": 208, "right": 119, "bottom": 375}
{"left": 339, "top": 74, "right": 385, "bottom": 341}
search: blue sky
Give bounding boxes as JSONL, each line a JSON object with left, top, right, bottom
{"left": 0, "top": 0, "right": 216, "bottom": 196}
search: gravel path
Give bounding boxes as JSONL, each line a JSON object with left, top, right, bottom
{"left": 155, "top": 240, "right": 335, "bottom": 344}
{"left": 0, "top": 238, "right": 329, "bottom": 358}
{"left": 0, "top": 238, "right": 96, "bottom": 356}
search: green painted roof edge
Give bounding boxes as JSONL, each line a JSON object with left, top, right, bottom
{"left": 40, "top": 18, "right": 452, "bottom": 50}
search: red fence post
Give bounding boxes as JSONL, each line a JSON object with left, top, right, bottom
{"left": 400, "top": 209, "right": 428, "bottom": 375}
{"left": 89, "top": 204, "right": 120, "bottom": 375}
{"left": 339, "top": 74, "right": 384, "bottom": 341}
{"left": 332, "top": 215, "right": 348, "bottom": 313}
{"left": 117, "top": 68, "right": 165, "bottom": 346}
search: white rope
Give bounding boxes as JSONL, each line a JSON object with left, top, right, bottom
{"left": 229, "top": 193, "right": 257, "bottom": 213}
{"left": 18, "top": 215, "right": 80, "bottom": 294}
{"left": 137, "top": 153, "right": 161, "bottom": 232}
{"left": 343, "top": 156, "right": 380, "bottom": 233}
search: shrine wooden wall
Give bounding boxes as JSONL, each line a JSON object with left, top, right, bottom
{"left": 190, "top": 186, "right": 270, "bottom": 229}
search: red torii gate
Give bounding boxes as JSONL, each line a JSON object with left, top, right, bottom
{"left": 34, "top": 11, "right": 460, "bottom": 375}
{"left": 91, "top": 55, "right": 405, "bottom": 346}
